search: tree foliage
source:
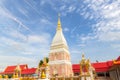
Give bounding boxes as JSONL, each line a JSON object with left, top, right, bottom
{"left": 46, "top": 57, "right": 49, "bottom": 63}
{"left": 39, "top": 60, "right": 43, "bottom": 67}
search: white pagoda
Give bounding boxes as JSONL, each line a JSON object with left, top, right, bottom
{"left": 49, "top": 14, "right": 73, "bottom": 77}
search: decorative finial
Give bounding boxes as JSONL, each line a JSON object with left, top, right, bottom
{"left": 82, "top": 54, "right": 84, "bottom": 57}
{"left": 82, "top": 53, "right": 84, "bottom": 58}
{"left": 82, "top": 53, "right": 85, "bottom": 60}
{"left": 57, "top": 13, "right": 62, "bottom": 31}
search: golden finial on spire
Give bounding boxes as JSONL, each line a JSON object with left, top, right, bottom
{"left": 82, "top": 53, "right": 84, "bottom": 58}
{"left": 57, "top": 13, "right": 62, "bottom": 31}
{"left": 82, "top": 53, "right": 85, "bottom": 61}
{"left": 82, "top": 53, "right": 84, "bottom": 57}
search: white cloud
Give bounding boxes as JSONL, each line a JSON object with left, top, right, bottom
{"left": 111, "top": 44, "right": 120, "bottom": 51}
{"left": 0, "top": 32, "right": 51, "bottom": 54}
{"left": 77, "top": 44, "right": 86, "bottom": 47}
{"left": 18, "top": 7, "right": 29, "bottom": 18}
{"left": 63, "top": 27, "right": 69, "bottom": 32}
{"left": 68, "top": 5, "right": 76, "bottom": 12}
{"left": 0, "top": 0, "right": 52, "bottom": 57}
{"left": 0, "top": 36, "right": 19, "bottom": 47}
{"left": 28, "top": 34, "right": 51, "bottom": 44}
{"left": 43, "top": 1, "right": 78, "bottom": 16}
{"left": 0, "top": 36, "right": 26, "bottom": 53}
{"left": 40, "top": 18, "right": 52, "bottom": 25}
{"left": 98, "top": 31, "right": 120, "bottom": 42}
{"left": 60, "top": 5, "right": 66, "bottom": 11}
{"left": 79, "top": 0, "right": 120, "bottom": 42}
{"left": 8, "top": 29, "right": 27, "bottom": 41}
{"left": 0, "top": 2, "right": 32, "bottom": 32}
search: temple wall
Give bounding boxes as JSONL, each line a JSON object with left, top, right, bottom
{"left": 109, "top": 66, "right": 120, "bottom": 80}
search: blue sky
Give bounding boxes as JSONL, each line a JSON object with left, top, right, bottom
{"left": 0, "top": 0, "right": 120, "bottom": 71}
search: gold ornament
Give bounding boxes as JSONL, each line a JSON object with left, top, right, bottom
{"left": 41, "top": 71, "right": 46, "bottom": 79}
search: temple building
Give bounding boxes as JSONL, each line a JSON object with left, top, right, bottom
{"left": 73, "top": 56, "right": 120, "bottom": 80}
{"left": 0, "top": 56, "right": 119, "bottom": 79}
{"left": 49, "top": 15, "right": 73, "bottom": 77}
{"left": 0, "top": 64, "right": 36, "bottom": 78}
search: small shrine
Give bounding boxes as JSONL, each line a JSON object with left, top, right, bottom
{"left": 37, "top": 57, "right": 49, "bottom": 80}
{"left": 14, "top": 64, "right": 21, "bottom": 78}
{"left": 79, "top": 54, "right": 96, "bottom": 80}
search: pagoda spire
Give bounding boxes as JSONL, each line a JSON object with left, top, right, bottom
{"left": 57, "top": 13, "right": 62, "bottom": 31}
{"left": 49, "top": 14, "right": 73, "bottom": 77}
{"left": 50, "top": 13, "right": 68, "bottom": 49}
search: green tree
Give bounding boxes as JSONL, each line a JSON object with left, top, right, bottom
{"left": 46, "top": 57, "right": 49, "bottom": 63}
{"left": 39, "top": 60, "right": 43, "bottom": 67}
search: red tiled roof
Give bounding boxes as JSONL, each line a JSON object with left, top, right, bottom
{"left": 72, "top": 64, "right": 80, "bottom": 73}
{"left": 92, "top": 63, "right": 108, "bottom": 72}
{"left": 72, "top": 61, "right": 113, "bottom": 73}
{"left": 21, "top": 68, "right": 36, "bottom": 74}
{"left": 72, "top": 64, "right": 79, "bottom": 69}
{"left": 0, "top": 64, "right": 28, "bottom": 75}
{"left": 20, "top": 64, "right": 28, "bottom": 70}
{"left": 4, "top": 66, "right": 16, "bottom": 73}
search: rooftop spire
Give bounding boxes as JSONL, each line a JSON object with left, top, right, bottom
{"left": 57, "top": 13, "right": 62, "bottom": 31}
{"left": 82, "top": 53, "right": 85, "bottom": 60}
